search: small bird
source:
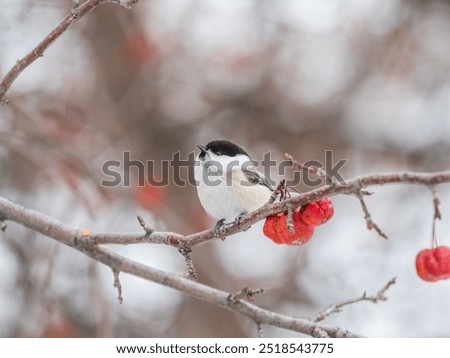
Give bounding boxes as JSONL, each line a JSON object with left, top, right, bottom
{"left": 195, "top": 140, "right": 274, "bottom": 233}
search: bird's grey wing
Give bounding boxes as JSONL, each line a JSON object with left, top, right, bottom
{"left": 242, "top": 167, "right": 274, "bottom": 191}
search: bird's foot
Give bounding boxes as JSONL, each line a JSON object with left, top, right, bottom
{"left": 234, "top": 212, "right": 249, "bottom": 231}
{"left": 214, "top": 219, "right": 227, "bottom": 239}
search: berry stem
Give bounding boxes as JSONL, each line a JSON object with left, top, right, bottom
{"left": 430, "top": 186, "right": 441, "bottom": 249}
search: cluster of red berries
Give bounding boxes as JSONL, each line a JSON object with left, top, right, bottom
{"left": 263, "top": 196, "right": 450, "bottom": 283}
{"left": 263, "top": 198, "right": 334, "bottom": 245}
{"left": 416, "top": 246, "right": 450, "bottom": 282}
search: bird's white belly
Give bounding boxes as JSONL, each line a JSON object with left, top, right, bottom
{"left": 195, "top": 165, "right": 272, "bottom": 221}
{"left": 196, "top": 177, "right": 246, "bottom": 221}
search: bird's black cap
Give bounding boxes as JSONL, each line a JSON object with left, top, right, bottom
{"left": 201, "top": 140, "right": 249, "bottom": 158}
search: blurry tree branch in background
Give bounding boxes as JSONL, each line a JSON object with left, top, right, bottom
{"left": 0, "top": 0, "right": 139, "bottom": 103}
{"left": 1, "top": 169, "right": 449, "bottom": 337}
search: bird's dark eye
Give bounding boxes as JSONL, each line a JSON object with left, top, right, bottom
{"left": 216, "top": 151, "right": 222, "bottom": 156}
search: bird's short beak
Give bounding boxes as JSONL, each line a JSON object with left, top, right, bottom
{"left": 197, "top": 144, "right": 206, "bottom": 153}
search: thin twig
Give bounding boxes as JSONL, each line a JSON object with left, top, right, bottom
{"left": 112, "top": 268, "right": 123, "bottom": 304}
{"left": 268, "top": 179, "right": 286, "bottom": 203}
{"left": 178, "top": 247, "right": 197, "bottom": 280}
{"left": 137, "top": 215, "right": 154, "bottom": 236}
{"left": 256, "top": 322, "right": 264, "bottom": 338}
{"left": 355, "top": 182, "right": 388, "bottom": 240}
{"left": 309, "top": 277, "right": 396, "bottom": 323}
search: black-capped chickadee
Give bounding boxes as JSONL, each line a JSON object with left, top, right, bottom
{"left": 195, "top": 140, "right": 274, "bottom": 232}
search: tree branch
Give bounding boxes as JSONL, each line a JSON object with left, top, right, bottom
{"left": 309, "top": 277, "right": 396, "bottom": 323}
{"left": 1, "top": 170, "right": 449, "bottom": 337}
{"left": 0, "top": 171, "right": 450, "bottom": 337}
{"left": 0, "top": 196, "right": 361, "bottom": 337}
{"left": 88, "top": 171, "right": 450, "bottom": 248}
{"left": 355, "top": 186, "right": 388, "bottom": 239}
{"left": 0, "top": 0, "right": 139, "bottom": 103}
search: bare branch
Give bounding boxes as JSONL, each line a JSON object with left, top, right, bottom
{"left": 112, "top": 268, "right": 123, "bottom": 304}
{"left": 137, "top": 215, "right": 154, "bottom": 236}
{"left": 309, "top": 277, "right": 396, "bottom": 323}
{"left": 0, "top": 196, "right": 361, "bottom": 337}
{"left": 179, "top": 171, "right": 450, "bottom": 248}
{"left": 256, "top": 322, "right": 264, "bottom": 338}
{"left": 0, "top": 0, "right": 139, "bottom": 103}
{"left": 355, "top": 186, "right": 388, "bottom": 240}
{"left": 178, "top": 246, "right": 197, "bottom": 280}
{"left": 268, "top": 179, "right": 287, "bottom": 203}
{"left": 0, "top": 170, "right": 448, "bottom": 336}
{"left": 17, "top": 170, "right": 449, "bottom": 251}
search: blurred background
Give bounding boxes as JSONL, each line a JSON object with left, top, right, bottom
{"left": 1, "top": 0, "right": 450, "bottom": 337}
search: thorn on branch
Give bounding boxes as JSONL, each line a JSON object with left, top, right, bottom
{"left": 137, "top": 215, "right": 154, "bottom": 236}
{"left": 178, "top": 246, "right": 197, "bottom": 280}
{"left": 228, "top": 287, "right": 264, "bottom": 302}
{"left": 112, "top": 268, "right": 123, "bottom": 304}
{"left": 355, "top": 186, "right": 388, "bottom": 240}
{"left": 309, "top": 277, "right": 396, "bottom": 323}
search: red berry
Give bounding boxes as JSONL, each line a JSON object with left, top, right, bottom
{"left": 416, "top": 246, "right": 450, "bottom": 282}
{"left": 301, "top": 198, "right": 334, "bottom": 226}
{"left": 276, "top": 209, "right": 314, "bottom": 245}
{"left": 263, "top": 213, "right": 284, "bottom": 244}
